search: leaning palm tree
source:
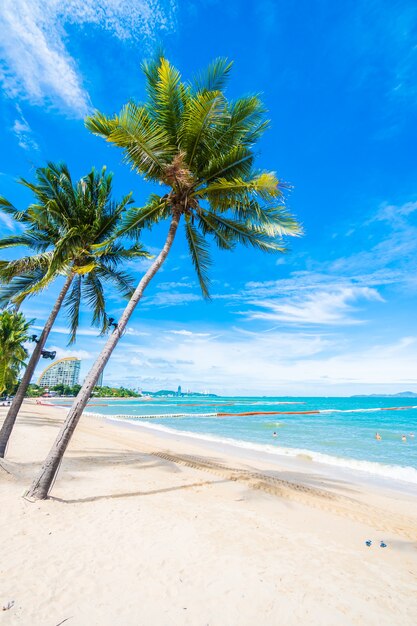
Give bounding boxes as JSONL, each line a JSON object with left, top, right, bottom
{"left": 0, "top": 164, "right": 148, "bottom": 457}
{"left": 0, "top": 310, "right": 31, "bottom": 395}
{"left": 26, "top": 56, "right": 302, "bottom": 500}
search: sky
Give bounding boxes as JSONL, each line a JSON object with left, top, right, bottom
{"left": 0, "top": 0, "right": 417, "bottom": 396}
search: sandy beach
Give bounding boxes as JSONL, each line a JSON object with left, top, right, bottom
{"left": 1, "top": 401, "right": 417, "bottom": 625}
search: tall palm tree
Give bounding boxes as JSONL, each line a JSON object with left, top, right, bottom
{"left": 26, "top": 56, "right": 302, "bottom": 500}
{"left": 0, "top": 310, "right": 31, "bottom": 395}
{"left": 0, "top": 163, "right": 148, "bottom": 457}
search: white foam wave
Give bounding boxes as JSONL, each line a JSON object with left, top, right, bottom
{"left": 320, "top": 406, "right": 417, "bottom": 414}
{"left": 104, "top": 416, "right": 417, "bottom": 485}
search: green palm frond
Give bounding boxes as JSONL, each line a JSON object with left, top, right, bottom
{"left": 201, "top": 212, "right": 287, "bottom": 253}
{"left": 193, "top": 57, "right": 233, "bottom": 93}
{"left": 95, "top": 266, "right": 135, "bottom": 299}
{"left": 65, "top": 274, "right": 82, "bottom": 345}
{"left": 0, "top": 310, "right": 31, "bottom": 394}
{"left": 97, "top": 242, "right": 150, "bottom": 267}
{"left": 117, "top": 195, "right": 169, "bottom": 239}
{"left": 199, "top": 173, "right": 282, "bottom": 206}
{"left": 179, "top": 91, "right": 228, "bottom": 168}
{"left": 84, "top": 55, "right": 303, "bottom": 299}
{"left": 0, "top": 269, "right": 47, "bottom": 308}
{"left": 196, "top": 211, "right": 235, "bottom": 251}
{"left": 227, "top": 96, "right": 269, "bottom": 145}
{"left": 142, "top": 56, "right": 183, "bottom": 146}
{"left": 86, "top": 103, "right": 173, "bottom": 181}
{"left": 0, "top": 231, "right": 50, "bottom": 251}
{"left": 244, "top": 204, "right": 303, "bottom": 237}
{"left": 0, "top": 252, "right": 54, "bottom": 283}
{"left": 83, "top": 272, "right": 106, "bottom": 327}
{"left": 184, "top": 220, "right": 211, "bottom": 298}
{"left": 83, "top": 111, "right": 116, "bottom": 138}
{"left": 93, "top": 193, "right": 133, "bottom": 243}
{"left": 0, "top": 162, "right": 143, "bottom": 342}
{"left": 199, "top": 146, "right": 254, "bottom": 185}
{"left": 0, "top": 196, "right": 31, "bottom": 223}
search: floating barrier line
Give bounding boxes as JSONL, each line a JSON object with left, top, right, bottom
{"left": 87, "top": 412, "right": 220, "bottom": 419}
{"left": 83, "top": 404, "right": 417, "bottom": 421}
{"left": 218, "top": 410, "right": 321, "bottom": 416}
{"left": 219, "top": 406, "right": 417, "bottom": 417}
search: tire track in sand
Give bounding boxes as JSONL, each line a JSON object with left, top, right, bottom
{"left": 153, "top": 452, "right": 417, "bottom": 541}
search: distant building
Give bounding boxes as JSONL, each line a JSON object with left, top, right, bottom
{"left": 177, "top": 385, "right": 182, "bottom": 396}
{"left": 96, "top": 370, "right": 104, "bottom": 387}
{"left": 38, "top": 357, "right": 81, "bottom": 388}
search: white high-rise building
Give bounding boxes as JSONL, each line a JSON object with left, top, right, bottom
{"left": 38, "top": 357, "right": 81, "bottom": 388}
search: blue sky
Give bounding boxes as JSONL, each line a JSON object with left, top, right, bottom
{"left": 0, "top": 0, "right": 416, "bottom": 395}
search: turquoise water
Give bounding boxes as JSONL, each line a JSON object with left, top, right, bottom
{"left": 82, "top": 396, "right": 417, "bottom": 483}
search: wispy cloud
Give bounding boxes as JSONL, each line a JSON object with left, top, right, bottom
{"left": 143, "top": 292, "right": 201, "bottom": 307}
{"left": 102, "top": 320, "right": 417, "bottom": 394}
{"left": 245, "top": 286, "right": 383, "bottom": 325}
{"left": 167, "top": 329, "right": 211, "bottom": 337}
{"left": 329, "top": 199, "right": 417, "bottom": 280}
{"left": 337, "top": 0, "right": 417, "bottom": 108}
{"left": 48, "top": 346, "right": 93, "bottom": 360}
{"left": 241, "top": 198, "right": 417, "bottom": 326}
{"left": 0, "top": 0, "right": 176, "bottom": 116}
{"left": 372, "top": 200, "right": 417, "bottom": 226}
{"left": 125, "top": 327, "right": 151, "bottom": 337}
{"left": 12, "top": 105, "right": 39, "bottom": 151}
{"left": 158, "top": 281, "right": 194, "bottom": 290}
{"left": 0, "top": 212, "right": 15, "bottom": 231}
{"left": 33, "top": 325, "right": 101, "bottom": 338}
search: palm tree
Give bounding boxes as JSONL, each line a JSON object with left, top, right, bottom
{"left": 26, "top": 56, "right": 302, "bottom": 500}
{"left": 0, "top": 310, "right": 31, "bottom": 395}
{"left": 0, "top": 163, "right": 148, "bottom": 457}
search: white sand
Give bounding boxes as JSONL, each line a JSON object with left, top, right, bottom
{"left": 1, "top": 401, "right": 416, "bottom": 625}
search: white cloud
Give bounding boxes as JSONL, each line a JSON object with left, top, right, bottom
{"left": 0, "top": 212, "right": 15, "bottom": 231}
{"left": 125, "top": 327, "right": 151, "bottom": 337}
{"left": 168, "top": 329, "right": 211, "bottom": 337}
{"left": 329, "top": 200, "right": 417, "bottom": 280}
{"left": 103, "top": 319, "right": 417, "bottom": 394}
{"left": 244, "top": 286, "right": 383, "bottom": 325}
{"left": 48, "top": 346, "right": 92, "bottom": 360}
{"left": 372, "top": 200, "right": 417, "bottom": 226}
{"left": 144, "top": 292, "right": 201, "bottom": 307}
{"left": 158, "top": 281, "right": 194, "bottom": 290}
{"left": 0, "top": 0, "right": 176, "bottom": 116}
{"left": 33, "top": 325, "right": 101, "bottom": 337}
{"left": 12, "top": 105, "right": 39, "bottom": 151}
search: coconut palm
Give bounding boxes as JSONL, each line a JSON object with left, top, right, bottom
{"left": 26, "top": 56, "right": 302, "bottom": 500}
{"left": 0, "top": 310, "right": 31, "bottom": 395}
{"left": 0, "top": 163, "right": 148, "bottom": 457}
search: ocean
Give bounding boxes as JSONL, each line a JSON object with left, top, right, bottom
{"left": 79, "top": 395, "right": 417, "bottom": 485}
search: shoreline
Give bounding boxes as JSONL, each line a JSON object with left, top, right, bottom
{"left": 82, "top": 409, "right": 417, "bottom": 493}
{"left": 2, "top": 401, "right": 417, "bottom": 624}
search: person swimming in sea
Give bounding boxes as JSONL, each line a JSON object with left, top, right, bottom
{"left": 272, "top": 431, "right": 277, "bottom": 438}
{"left": 401, "top": 435, "right": 407, "bottom": 442}
{"left": 375, "top": 432, "right": 382, "bottom": 440}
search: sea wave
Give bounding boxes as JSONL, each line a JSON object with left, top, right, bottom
{"left": 320, "top": 406, "right": 417, "bottom": 414}
{"left": 100, "top": 416, "right": 417, "bottom": 485}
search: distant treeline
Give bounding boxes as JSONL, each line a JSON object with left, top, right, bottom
{"left": 26, "top": 384, "right": 140, "bottom": 398}
{"left": 143, "top": 389, "right": 218, "bottom": 397}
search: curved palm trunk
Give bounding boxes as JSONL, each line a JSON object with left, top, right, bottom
{"left": 26, "top": 212, "right": 181, "bottom": 500}
{"left": 0, "top": 275, "right": 73, "bottom": 458}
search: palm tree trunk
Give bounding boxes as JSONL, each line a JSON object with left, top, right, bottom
{"left": 0, "top": 274, "right": 73, "bottom": 458}
{"left": 25, "top": 212, "right": 181, "bottom": 500}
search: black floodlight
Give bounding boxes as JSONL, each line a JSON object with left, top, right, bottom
{"left": 41, "top": 350, "right": 56, "bottom": 360}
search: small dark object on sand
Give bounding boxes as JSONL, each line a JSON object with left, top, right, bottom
{"left": 380, "top": 541, "right": 387, "bottom": 548}
{"left": 365, "top": 540, "right": 372, "bottom": 546}
{"left": 2, "top": 601, "right": 14, "bottom": 611}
